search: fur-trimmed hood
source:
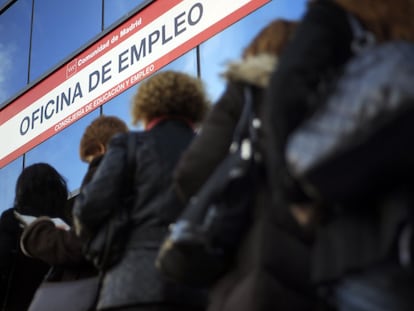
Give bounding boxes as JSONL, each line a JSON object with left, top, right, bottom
{"left": 221, "top": 53, "right": 278, "bottom": 89}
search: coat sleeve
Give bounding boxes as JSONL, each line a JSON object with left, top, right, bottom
{"left": 173, "top": 82, "right": 244, "bottom": 203}
{"left": 73, "top": 133, "right": 129, "bottom": 238}
{"left": 20, "top": 217, "right": 86, "bottom": 266}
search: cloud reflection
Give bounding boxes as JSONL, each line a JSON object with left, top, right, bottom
{"left": 0, "top": 42, "right": 15, "bottom": 103}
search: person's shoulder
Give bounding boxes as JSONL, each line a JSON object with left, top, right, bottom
{"left": 309, "top": 0, "right": 341, "bottom": 8}
{"left": 0, "top": 208, "right": 14, "bottom": 218}
{"left": 112, "top": 130, "right": 146, "bottom": 141}
{"left": 298, "top": 0, "right": 351, "bottom": 41}
{"left": 306, "top": 0, "right": 348, "bottom": 16}
{"left": 108, "top": 131, "right": 148, "bottom": 152}
{"left": 110, "top": 131, "right": 129, "bottom": 143}
{"left": 0, "top": 208, "right": 17, "bottom": 223}
{"left": 0, "top": 208, "right": 19, "bottom": 233}
{"left": 108, "top": 131, "right": 131, "bottom": 146}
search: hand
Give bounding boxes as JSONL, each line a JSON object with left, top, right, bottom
{"left": 14, "top": 211, "right": 37, "bottom": 228}
{"left": 14, "top": 211, "right": 70, "bottom": 231}
{"left": 50, "top": 218, "right": 70, "bottom": 231}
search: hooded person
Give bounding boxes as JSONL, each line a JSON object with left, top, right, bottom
{"left": 172, "top": 19, "right": 327, "bottom": 311}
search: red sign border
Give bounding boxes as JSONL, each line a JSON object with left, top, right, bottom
{"left": 0, "top": 0, "right": 270, "bottom": 168}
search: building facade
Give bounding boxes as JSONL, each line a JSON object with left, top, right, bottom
{"left": 0, "top": 0, "right": 307, "bottom": 213}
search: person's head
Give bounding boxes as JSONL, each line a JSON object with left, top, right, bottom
{"left": 79, "top": 115, "right": 128, "bottom": 163}
{"left": 14, "top": 163, "right": 68, "bottom": 218}
{"left": 223, "top": 19, "right": 297, "bottom": 88}
{"left": 131, "top": 70, "right": 210, "bottom": 128}
{"left": 334, "top": 0, "right": 414, "bottom": 42}
{"left": 242, "top": 19, "right": 298, "bottom": 59}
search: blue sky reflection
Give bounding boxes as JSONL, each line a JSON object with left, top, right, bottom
{"left": 0, "top": 0, "right": 308, "bottom": 213}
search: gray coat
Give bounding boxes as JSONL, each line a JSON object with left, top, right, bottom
{"left": 73, "top": 120, "right": 206, "bottom": 310}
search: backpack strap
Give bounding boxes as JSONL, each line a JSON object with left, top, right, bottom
{"left": 126, "top": 132, "right": 137, "bottom": 188}
{"left": 96, "top": 132, "right": 136, "bottom": 269}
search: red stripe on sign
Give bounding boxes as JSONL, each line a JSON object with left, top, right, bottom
{"left": 0, "top": 128, "right": 55, "bottom": 168}
{"left": 0, "top": 0, "right": 271, "bottom": 168}
{"left": 0, "top": 0, "right": 180, "bottom": 126}
{"left": 176, "top": 0, "right": 271, "bottom": 55}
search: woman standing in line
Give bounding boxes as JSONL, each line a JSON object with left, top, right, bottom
{"left": 17, "top": 116, "right": 129, "bottom": 293}
{"left": 0, "top": 163, "right": 69, "bottom": 311}
{"left": 73, "top": 70, "right": 210, "bottom": 311}
{"left": 172, "top": 19, "right": 325, "bottom": 311}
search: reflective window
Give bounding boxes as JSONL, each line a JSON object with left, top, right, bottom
{"left": 101, "top": 87, "right": 136, "bottom": 129}
{"left": 0, "top": 157, "right": 22, "bottom": 213}
{"left": 1, "top": 0, "right": 308, "bottom": 208}
{"left": 103, "top": 49, "right": 198, "bottom": 129}
{"left": 0, "top": 0, "right": 31, "bottom": 106}
{"left": 199, "top": 0, "right": 307, "bottom": 102}
{"left": 104, "top": 0, "right": 151, "bottom": 29}
{"left": 0, "top": 0, "right": 10, "bottom": 9}
{"left": 29, "top": 0, "right": 102, "bottom": 82}
{"left": 25, "top": 110, "right": 100, "bottom": 192}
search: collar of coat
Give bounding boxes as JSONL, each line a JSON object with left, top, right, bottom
{"left": 145, "top": 115, "right": 194, "bottom": 131}
{"left": 221, "top": 53, "right": 278, "bottom": 89}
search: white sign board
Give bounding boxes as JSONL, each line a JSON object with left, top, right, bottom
{"left": 0, "top": 0, "right": 269, "bottom": 168}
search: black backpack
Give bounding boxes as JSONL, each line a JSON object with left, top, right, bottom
{"left": 156, "top": 87, "right": 261, "bottom": 287}
{"left": 82, "top": 134, "right": 136, "bottom": 271}
{"left": 285, "top": 15, "right": 414, "bottom": 205}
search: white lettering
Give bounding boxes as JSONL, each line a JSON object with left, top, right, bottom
{"left": 120, "top": 18, "right": 143, "bottom": 37}
{"left": 77, "top": 40, "right": 110, "bottom": 67}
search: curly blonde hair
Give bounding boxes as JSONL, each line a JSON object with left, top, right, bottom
{"left": 131, "top": 70, "right": 210, "bottom": 125}
{"left": 79, "top": 115, "right": 128, "bottom": 162}
{"left": 334, "top": 0, "right": 414, "bottom": 42}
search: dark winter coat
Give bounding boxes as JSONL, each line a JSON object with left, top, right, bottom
{"left": 174, "top": 55, "right": 276, "bottom": 202}
{"left": 262, "top": 0, "right": 353, "bottom": 206}
{"left": 73, "top": 120, "right": 207, "bottom": 310}
{"left": 0, "top": 208, "right": 50, "bottom": 311}
{"left": 174, "top": 55, "right": 322, "bottom": 311}
{"left": 81, "top": 154, "right": 104, "bottom": 188}
{"left": 263, "top": 0, "right": 412, "bottom": 285}
{"left": 263, "top": 0, "right": 353, "bottom": 157}
{"left": 20, "top": 217, "right": 97, "bottom": 281}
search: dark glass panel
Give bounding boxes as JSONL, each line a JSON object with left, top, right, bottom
{"left": 25, "top": 110, "right": 100, "bottom": 192}
{"left": 0, "top": 0, "right": 10, "bottom": 8}
{"left": 30, "top": 0, "right": 102, "bottom": 82}
{"left": 0, "top": 157, "right": 22, "bottom": 213}
{"left": 199, "top": 0, "right": 307, "bottom": 102}
{"left": 0, "top": 0, "right": 31, "bottom": 106}
{"left": 104, "top": 0, "right": 150, "bottom": 29}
